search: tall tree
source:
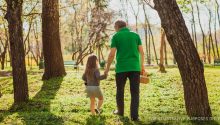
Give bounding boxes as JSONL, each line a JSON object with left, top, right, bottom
{"left": 42, "top": 0, "right": 66, "bottom": 80}
{"left": 0, "top": 36, "right": 8, "bottom": 70}
{"left": 119, "top": 0, "right": 129, "bottom": 24}
{"left": 143, "top": 4, "right": 150, "bottom": 64}
{"left": 129, "top": 0, "right": 140, "bottom": 32}
{"left": 0, "top": 9, "right": 9, "bottom": 70}
{"left": 152, "top": 0, "right": 212, "bottom": 117}
{"left": 190, "top": 1, "right": 198, "bottom": 50}
{"left": 215, "top": 0, "right": 220, "bottom": 58}
{"left": 196, "top": 0, "right": 207, "bottom": 63}
{"left": 143, "top": 4, "right": 158, "bottom": 64}
{"left": 0, "top": 24, "right": 9, "bottom": 70}
{"left": 5, "top": 0, "right": 29, "bottom": 103}
{"left": 206, "top": 4, "right": 216, "bottom": 63}
{"left": 72, "top": 0, "right": 113, "bottom": 65}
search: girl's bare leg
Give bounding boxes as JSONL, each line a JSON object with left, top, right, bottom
{"left": 97, "top": 96, "right": 103, "bottom": 110}
{"left": 90, "top": 97, "right": 96, "bottom": 115}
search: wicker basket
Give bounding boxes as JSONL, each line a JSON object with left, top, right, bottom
{"left": 140, "top": 73, "right": 150, "bottom": 84}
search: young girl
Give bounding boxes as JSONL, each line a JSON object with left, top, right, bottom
{"left": 82, "top": 55, "right": 107, "bottom": 115}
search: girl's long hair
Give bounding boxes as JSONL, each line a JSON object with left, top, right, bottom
{"left": 84, "top": 55, "right": 98, "bottom": 79}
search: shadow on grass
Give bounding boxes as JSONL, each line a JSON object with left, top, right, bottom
{"left": 0, "top": 77, "right": 64, "bottom": 125}
{"left": 191, "top": 120, "right": 220, "bottom": 125}
{"left": 85, "top": 114, "right": 148, "bottom": 125}
{"left": 86, "top": 115, "right": 106, "bottom": 125}
{"left": 118, "top": 116, "right": 220, "bottom": 125}
{"left": 117, "top": 116, "right": 169, "bottom": 125}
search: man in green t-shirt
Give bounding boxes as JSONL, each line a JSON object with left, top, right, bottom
{"left": 104, "top": 20, "right": 145, "bottom": 121}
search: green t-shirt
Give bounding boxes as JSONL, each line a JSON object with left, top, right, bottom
{"left": 111, "top": 27, "right": 142, "bottom": 73}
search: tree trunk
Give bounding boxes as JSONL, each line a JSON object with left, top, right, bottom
{"left": 7, "top": 44, "right": 12, "bottom": 67}
{"left": 98, "top": 45, "right": 101, "bottom": 63}
{"left": 143, "top": 4, "right": 158, "bottom": 65}
{"left": 129, "top": 0, "right": 139, "bottom": 33}
{"left": 207, "top": 36, "right": 211, "bottom": 64}
{"left": 0, "top": 25, "right": 9, "bottom": 70}
{"left": 164, "top": 38, "right": 168, "bottom": 65}
{"left": 5, "top": 0, "right": 29, "bottom": 103}
{"left": 135, "top": 15, "right": 138, "bottom": 33}
{"left": 196, "top": 1, "right": 206, "bottom": 63}
{"left": 153, "top": 0, "right": 212, "bottom": 118}
{"left": 1, "top": 55, "right": 5, "bottom": 70}
{"left": 190, "top": 2, "right": 198, "bottom": 50}
{"left": 159, "top": 28, "right": 166, "bottom": 73}
{"left": 207, "top": 6, "right": 216, "bottom": 62}
{"left": 215, "top": 0, "right": 220, "bottom": 58}
{"left": 0, "top": 38, "right": 8, "bottom": 70}
{"left": 100, "top": 47, "right": 105, "bottom": 61}
{"left": 143, "top": 5, "right": 149, "bottom": 65}
{"left": 42, "top": 0, "right": 66, "bottom": 80}
{"left": 152, "top": 35, "right": 158, "bottom": 65}
{"left": 33, "top": 21, "right": 40, "bottom": 66}
{"left": 5, "top": 53, "right": 8, "bottom": 67}
{"left": 144, "top": 27, "right": 149, "bottom": 64}
{"left": 148, "top": 30, "right": 151, "bottom": 64}
{"left": 27, "top": 54, "right": 30, "bottom": 66}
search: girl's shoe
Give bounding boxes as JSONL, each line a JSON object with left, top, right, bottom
{"left": 95, "top": 109, "right": 102, "bottom": 114}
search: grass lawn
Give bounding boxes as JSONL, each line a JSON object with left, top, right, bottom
{"left": 0, "top": 67, "right": 220, "bottom": 125}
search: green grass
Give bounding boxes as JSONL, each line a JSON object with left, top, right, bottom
{"left": 0, "top": 67, "right": 220, "bottom": 125}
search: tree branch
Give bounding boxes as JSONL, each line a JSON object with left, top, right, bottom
{"left": 144, "top": 0, "right": 155, "bottom": 9}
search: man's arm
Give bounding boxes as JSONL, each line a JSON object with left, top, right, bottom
{"left": 104, "top": 48, "right": 116, "bottom": 75}
{"left": 139, "top": 45, "right": 145, "bottom": 74}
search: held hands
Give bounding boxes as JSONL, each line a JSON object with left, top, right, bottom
{"left": 104, "top": 68, "right": 109, "bottom": 76}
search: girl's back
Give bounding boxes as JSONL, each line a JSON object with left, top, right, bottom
{"left": 82, "top": 69, "right": 107, "bottom": 86}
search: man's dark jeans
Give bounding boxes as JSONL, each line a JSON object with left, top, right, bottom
{"left": 115, "top": 71, "right": 140, "bottom": 120}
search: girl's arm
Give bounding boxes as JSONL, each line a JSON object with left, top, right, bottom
{"left": 95, "top": 70, "right": 107, "bottom": 80}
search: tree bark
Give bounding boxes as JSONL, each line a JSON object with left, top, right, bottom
{"left": 42, "top": 0, "right": 66, "bottom": 80}
{"left": 5, "top": 0, "right": 29, "bottom": 103}
{"left": 159, "top": 28, "right": 166, "bottom": 73}
{"left": 153, "top": 0, "right": 212, "bottom": 118}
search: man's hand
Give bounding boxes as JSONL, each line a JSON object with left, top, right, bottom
{"left": 141, "top": 65, "right": 145, "bottom": 75}
{"left": 139, "top": 45, "right": 145, "bottom": 75}
{"left": 105, "top": 48, "right": 116, "bottom": 75}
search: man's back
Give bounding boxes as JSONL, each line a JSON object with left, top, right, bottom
{"left": 111, "top": 27, "right": 142, "bottom": 73}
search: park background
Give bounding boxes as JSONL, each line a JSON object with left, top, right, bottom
{"left": 0, "top": 0, "right": 220, "bottom": 125}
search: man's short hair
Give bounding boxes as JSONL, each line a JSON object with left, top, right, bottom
{"left": 115, "top": 20, "right": 127, "bottom": 29}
